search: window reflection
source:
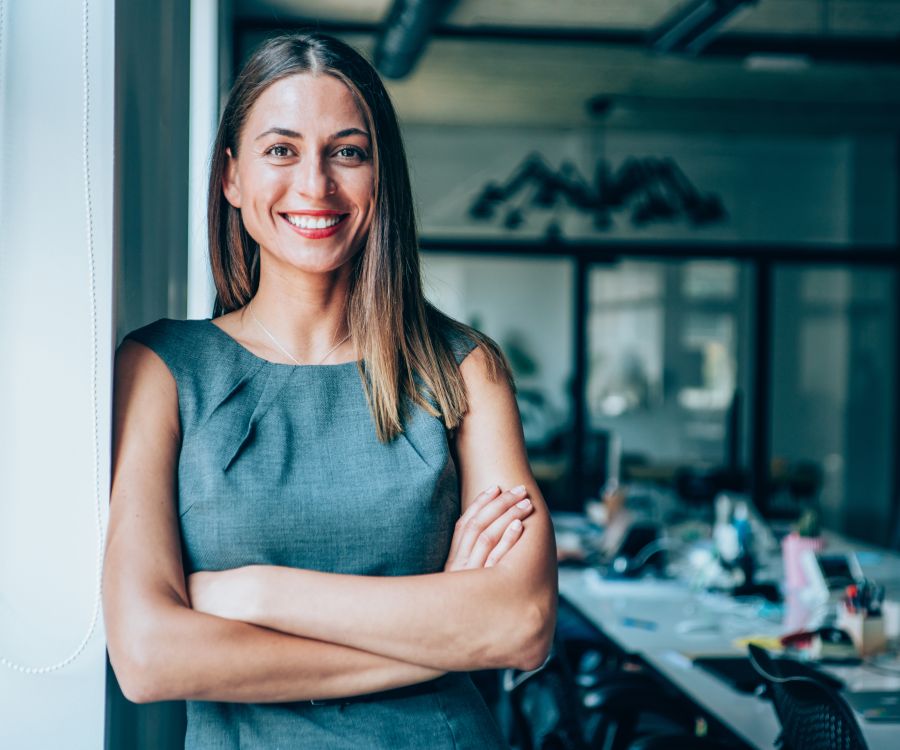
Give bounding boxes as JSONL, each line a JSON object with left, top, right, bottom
{"left": 419, "top": 252, "right": 898, "bottom": 542}
{"left": 770, "top": 265, "right": 896, "bottom": 543}
{"left": 587, "top": 260, "right": 751, "bottom": 471}
{"left": 421, "top": 252, "right": 576, "bottom": 504}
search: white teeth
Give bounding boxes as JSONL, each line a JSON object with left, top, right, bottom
{"left": 285, "top": 214, "right": 343, "bottom": 229}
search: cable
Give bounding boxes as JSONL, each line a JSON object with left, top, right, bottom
{"left": 0, "top": 0, "right": 105, "bottom": 675}
{"left": 626, "top": 535, "right": 686, "bottom": 570}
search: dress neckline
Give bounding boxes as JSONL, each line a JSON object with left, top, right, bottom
{"left": 203, "top": 318, "right": 362, "bottom": 369}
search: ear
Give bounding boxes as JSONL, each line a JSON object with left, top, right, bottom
{"left": 222, "top": 147, "right": 242, "bottom": 208}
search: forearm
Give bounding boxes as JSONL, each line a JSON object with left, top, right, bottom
{"left": 110, "top": 596, "right": 444, "bottom": 704}
{"left": 247, "top": 563, "right": 554, "bottom": 672}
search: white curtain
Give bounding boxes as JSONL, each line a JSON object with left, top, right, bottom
{"left": 0, "top": 1, "right": 113, "bottom": 748}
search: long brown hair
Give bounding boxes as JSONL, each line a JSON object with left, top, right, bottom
{"left": 208, "top": 32, "right": 510, "bottom": 441}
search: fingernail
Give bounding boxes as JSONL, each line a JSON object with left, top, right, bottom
{"left": 512, "top": 485, "right": 527, "bottom": 495}
{"left": 485, "top": 484, "right": 500, "bottom": 493}
{"left": 516, "top": 498, "right": 532, "bottom": 509}
{"left": 510, "top": 519, "right": 523, "bottom": 531}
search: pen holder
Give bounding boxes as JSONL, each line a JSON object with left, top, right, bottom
{"left": 884, "top": 600, "right": 900, "bottom": 644}
{"left": 837, "top": 605, "right": 887, "bottom": 656}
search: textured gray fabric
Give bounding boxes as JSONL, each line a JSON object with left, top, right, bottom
{"left": 123, "top": 317, "right": 508, "bottom": 749}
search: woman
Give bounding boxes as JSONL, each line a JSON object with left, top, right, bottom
{"left": 103, "top": 32, "right": 557, "bottom": 749}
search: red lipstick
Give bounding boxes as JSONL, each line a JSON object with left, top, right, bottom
{"left": 281, "top": 211, "right": 349, "bottom": 239}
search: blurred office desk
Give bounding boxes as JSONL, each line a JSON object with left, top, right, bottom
{"left": 643, "top": 648, "right": 900, "bottom": 750}
{"left": 559, "top": 567, "right": 900, "bottom": 750}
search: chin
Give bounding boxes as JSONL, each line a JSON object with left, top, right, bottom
{"left": 279, "top": 247, "right": 360, "bottom": 276}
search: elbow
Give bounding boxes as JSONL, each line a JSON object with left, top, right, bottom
{"left": 516, "top": 639, "right": 552, "bottom": 673}
{"left": 515, "top": 604, "right": 555, "bottom": 672}
{"left": 109, "top": 645, "right": 161, "bottom": 704}
{"left": 113, "top": 658, "right": 160, "bottom": 705}
{"left": 107, "top": 620, "right": 176, "bottom": 704}
{"left": 507, "top": 594, "right": 557, "bottom": 672}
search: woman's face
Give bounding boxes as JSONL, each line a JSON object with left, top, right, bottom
{"left": 223, "top": 73, "right": 375, "bottom": 276}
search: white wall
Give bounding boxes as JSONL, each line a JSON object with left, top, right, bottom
{"left": 0, "top": 1, "right": 114, "bottom": 749}
{"left": 187, "top": 0, "right": 226, "bottom": 319}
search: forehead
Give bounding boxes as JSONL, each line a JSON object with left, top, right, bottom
{"left": 245, "top": 73, "right": 366, "bottom": 135}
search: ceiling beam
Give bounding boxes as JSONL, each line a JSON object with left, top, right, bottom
{"left": 236, "top": 17, "right": 900, "bottom": 67}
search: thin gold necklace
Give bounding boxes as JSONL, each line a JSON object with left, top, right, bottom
{"left": 246, "top": 298, "right": 351, "bottom": 365}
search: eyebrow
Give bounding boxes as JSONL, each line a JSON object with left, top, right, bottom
{"left": 255, "top": 127, "right": 370, "bottom": 141}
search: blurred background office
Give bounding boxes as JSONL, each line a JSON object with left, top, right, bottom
{"left": 115, "top": 2, "right": 900, "bottom": 746}
{"left": 1, "top": 1, "right": 898, "bottom": 748}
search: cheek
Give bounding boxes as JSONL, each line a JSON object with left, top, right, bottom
{"left": 347, "top": 168, "right": 375, "bottom": 210}
{"left": 245, "top": 172, "right": 288, "bottom": 215}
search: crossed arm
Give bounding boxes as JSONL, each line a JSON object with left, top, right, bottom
{"left": 103, "top": 341, "right": 557, "bottom": 704}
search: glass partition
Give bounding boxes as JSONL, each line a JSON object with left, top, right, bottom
{"left": 421, "top": 252, "right": 576, "bottom": 505}
{"left": 586, "top": 259, "right": 754, "bottom": 498}
{"left": 770, "top": 265, "right": 897, "bottom": 544}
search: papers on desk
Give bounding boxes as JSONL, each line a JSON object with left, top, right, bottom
{"left": 660, "top": 649, "right": 693, "bottom": 671}
{"left": 580, "top": 567, "right": 685, "bottom": 600}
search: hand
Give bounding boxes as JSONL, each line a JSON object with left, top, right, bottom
{"left": 444, "top": 485, "right": 534, "bottom": 572}
{"left": 187, "top": 567, "right": 258, "bottom": 621}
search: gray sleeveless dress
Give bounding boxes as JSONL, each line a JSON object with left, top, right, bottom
{"left": 123, "top": 317, "right": 509, "bottom": 750}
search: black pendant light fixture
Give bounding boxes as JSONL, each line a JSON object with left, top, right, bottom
{"left": 469, "top": 152, "right": 727, "bottom": 236}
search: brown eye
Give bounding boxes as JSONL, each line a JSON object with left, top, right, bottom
{"left": 267, "top": 145, "right": 292, "bottom": 158}
{"left": 336, "top": 146, "right": 367, "bottom": 160}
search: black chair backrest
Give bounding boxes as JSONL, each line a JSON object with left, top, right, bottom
{"left": 502, "top": 640, "right": 588, "bottom": 750}
{"left": 747, "top": 644, "right": 869, "bottom": 750}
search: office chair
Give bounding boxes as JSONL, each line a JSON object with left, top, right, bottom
{"left": 747, "top": 644, "right": 869, "bottom": 750}
{"left": 503, "top": 649, "right": 732, "bottom": 750}
{"left": 501, "top": 647, "right": 590, "bottom": 750}
{"left": 538, "top": 600, "right": 739, "bottom": 750}
{"left": 503, "top": 623, "right": 694, "bottom": 750}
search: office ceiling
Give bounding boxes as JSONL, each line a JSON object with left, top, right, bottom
{"left": 235, "top": 0, "right": 900, "bottom": 133}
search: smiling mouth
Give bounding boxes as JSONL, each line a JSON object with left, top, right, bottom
{"left": 282, "top": 213, "right": 348, "bottom": 230}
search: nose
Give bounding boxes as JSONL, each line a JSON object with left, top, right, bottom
{"left": 293, "top": 153, "right": 336, "bottom": 199}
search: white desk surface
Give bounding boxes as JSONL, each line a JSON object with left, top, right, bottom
{"left": 559, "top": 566, "right": 900, "bottom": 750}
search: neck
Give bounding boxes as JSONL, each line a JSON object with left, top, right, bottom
{"left": 243, "top": 263, "right": 353, "bottom": 363}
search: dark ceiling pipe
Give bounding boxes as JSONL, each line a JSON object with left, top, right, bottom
{"left": 374, "top": 0, "right": 458, "bottom": 79}
{"left": 649, "top": 0, "right": 759, "bottom": 55}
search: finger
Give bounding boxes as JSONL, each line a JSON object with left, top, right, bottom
{"left": 464, "top": 497, "right": 534, "bottom": 569}
{"left": 458, "top": 484, "right": 503, "bottom": 529}
{"left": 484, "top": 519, "right": 524, "bottom": 568}
{"left": 455, "top": 486, "right": 529, "bottom": 563}
{"left": 446, "top": 485, "right": 502, "bottom": 570}
{"left": 446, "top": 485, "right": 501, "bottom": 563}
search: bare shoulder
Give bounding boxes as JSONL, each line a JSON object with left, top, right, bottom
{"left": 458, "top": 344, "right": 516, "bottom": 409}
{"left": 116, "top": 336, "right": 174, "bottom": 381}
{"left": 457, "top": 343, "right": 493, "bottom": 381}
{"left": 113, "top": 338, "right": 180, "bottom": 447}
